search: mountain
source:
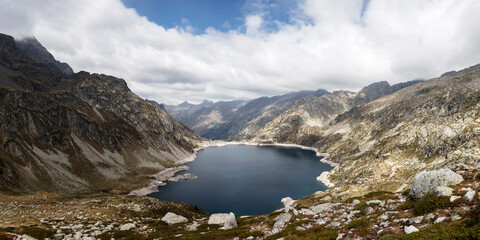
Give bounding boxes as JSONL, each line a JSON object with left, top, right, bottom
{"left": 166, "top": 89, "right": 329, "bottom": 140}
{"left": 165, "top": 99, "right": 225, "bottom": 123}
{"left": 15, "top": 37, "right": 74, "bottom": 75}
{"left": 250, "top": 80, "right": 424, "bottom": 144}
{"left": 0, "top": 33, "right": 201, "bottom": 195}
{"left": 168, "top": 80, "right": 422, "bottom": 142}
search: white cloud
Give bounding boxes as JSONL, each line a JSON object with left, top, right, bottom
{"left": 0, "top": 0, "right": 479, "bottom": 104}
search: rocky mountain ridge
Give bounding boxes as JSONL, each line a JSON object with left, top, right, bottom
{"left": 0, "top": 33, "right": 202, "bottom": 195}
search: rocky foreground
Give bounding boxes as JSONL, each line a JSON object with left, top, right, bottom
{"left": 2, "top": 162, "right": 480, "bottom": 240}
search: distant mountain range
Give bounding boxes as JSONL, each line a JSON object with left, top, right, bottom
{"left": 165, "top": 80, "right": 423, "bottom": 141}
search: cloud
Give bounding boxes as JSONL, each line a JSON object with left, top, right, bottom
{"left": 0, "top": 0, "right": 479, "bottom": 104}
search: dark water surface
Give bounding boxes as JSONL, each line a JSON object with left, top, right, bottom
{"left": 149, "top": 145, "right": 332, "bottom": 216}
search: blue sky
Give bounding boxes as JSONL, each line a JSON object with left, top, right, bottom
{"left": 121, "top": 0, "right": 300, "bottom": 33}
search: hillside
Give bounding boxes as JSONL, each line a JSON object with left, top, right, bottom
{"left": 0, "top": 33, "right": 202, "bottom": 195}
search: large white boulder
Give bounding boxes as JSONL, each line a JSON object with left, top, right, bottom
{"left": 222, "top": 212, "right": 238, "bottom": 230}
{"left": 161, "top": 212, "right": 188, "bottom": 225}
{"left": 208, "top": 213, "right": 230, "bottom": 225}
{"left": 410, "top": 169, "right": 463, "bottom": 199}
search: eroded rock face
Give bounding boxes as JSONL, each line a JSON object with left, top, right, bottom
{"left": 0, "top": 33, "right": 202, "bottom": 195}
{"left": 410, "top": 169, "right": 464, "bottom": 199}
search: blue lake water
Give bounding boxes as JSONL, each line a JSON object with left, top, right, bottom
{"left": 149, "top": 145, "right": 332, "bottom": 216}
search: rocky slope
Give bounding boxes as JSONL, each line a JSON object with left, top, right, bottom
{"left": 1, "top": 164, "right": 479, "bottom": 240}
{"left": 253, "top": 64, "right": 480, "bottom": 199}
{"left": 0, "top": 33, "right": 201, "bottom": 195}
{"left": 166, "top": 89, "right": 330, "bottom": 140}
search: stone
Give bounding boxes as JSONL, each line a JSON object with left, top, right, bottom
{"left": 208, "top": 213, "right": 230, "bottom": 225}
{"left": 186, "top": 221, "right": 200, "bottom": 231}
{"left": 222, "top": 212, "right": 238, "bottom": 230}
{"left": 464, "top": 190, "right": 476, "bottom": 202}
{"left": 426, "top": 213, "right": 435, "bottom": 221}
{"left": 71, "top": 224, "right": 84, "bottom": 232}
{"left": 281, "top": 197, "right": 295, "bottom": 209}
{"left": 433, "top": 186, "right": 453, "bottom": 197}
{"left": 404, "top": 225, "right": 419, "bottom": 234}
{"left": 450, "top": 196, "right": 461, "bottom": 202}
{"left": 53, "top": 233, "right": 64, "bottom": 240}
{"left": 315, "top": 219, "right": 326, "bottom": 225}
{"left": 363, "top": 207, "right": 374, "bottom": 215}
{"left": 408, "top": 216, "right": 424, "bottom": 224}
{"left": 296, "top": 226, "right": 306, "bottom": 231}
{"left": 310, "top": 203, "right": 339, "bottom": 214}
{"left": 366, "top": 200, "right": 385, "bottom": 207}
{"left": 328, "top": 221, "right": 341, "bottom": 227}
{"left": 351, "top": 199, "right": 361, "bottom": 206}
{"left": 273, "top": 213, "right": 292, "bottom": 233}
{"left": 161, "top": 212, "right": 188, "bottom": 225}
{"left": 119, "top": 223, "right": 136, "bottom": 231}
{"left": 410, "top": 169, "right": 463, "bottom": 199}
{"left": 434, "top": 217, "right": 447, "bottom": 224}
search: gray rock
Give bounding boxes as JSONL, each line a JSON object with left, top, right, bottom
{"left": 450, "top": 196, "right": 461, "bottom": 202}
{"left": 404, "top": 225, "right": 419, "bottom": 234}
{"left": 310, "top": 203, "right": 339, "bottom": 214}
{"left": 71, "top": 224, "right": 84, "bottom": 232}
{"left": 434, "top": 217, "right": 447, "bottom": 224}
{"left": 186, "top": 221, "right": 200, "bottom": 231}
{"left": 408, "top": 216, "right": 424, "bottom": 224}
{"left": 351, "top": 199, "right": 361, "bottom": 206}
{"left": 208, "top": 213, "right": 230, "bottom": 225}
{"left": 410, "top": 169, "right": 463, "bottom": 199}
{"left": 53, "top": 233, "right": 64, "bottom": 240}
{"left": 281, "top": 197, "right": 295, "bottom": 209}
{"left": 464, "top": 190, "right": 476, "bottom": 202}
{"left": 366, "top": 200, "right": 385, "bottom": 207}
{"left": 222, "top": 212, "right": 238, "bottom": 230}
{"left": 363, "top": 207, "right": 374, "bottom": 215}
{"left": 273, "top": 213, "right": 292, "bottom": 233}
{"left": 161, "top": 212, "right": 188, "bottom": 225}
{"left": 119, "top": 223, "right": 136, "bottom": 231}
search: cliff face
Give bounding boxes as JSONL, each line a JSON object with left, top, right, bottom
{"left": 0, "top": 33, "right": 201, "bottom": 195}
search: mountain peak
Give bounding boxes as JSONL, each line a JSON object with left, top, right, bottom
{"left": 15, "top": 36, "right": 74, "bottom": 75}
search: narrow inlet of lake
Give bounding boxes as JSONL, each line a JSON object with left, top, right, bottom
{"left": 149, "top": 145, "right": 332, "bottom": 216}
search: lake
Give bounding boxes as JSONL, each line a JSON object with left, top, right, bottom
{"left": 149, "top": 145, "right": 332, "bottom": 216}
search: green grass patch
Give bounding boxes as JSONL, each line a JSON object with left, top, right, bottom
{"left": 413, "top": 193, "right": 453, "bottom": 215}
{"left": 379, "top": 221, "right": 480, "bottom": 240}
{"left": 265, "top": 225, "right": 338, "bottom": 240}
{"left": 347, "top": 218, "right": 370, "bottom": 229}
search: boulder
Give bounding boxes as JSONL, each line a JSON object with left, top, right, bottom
{"left": 222, "top": 212, "right": 238, "bottom": 230}
{"left": 208, "top": 213, "right": 230, "bottom": 225}
{"left": 434, "top": 216, "right": 447, "bottom": 224}
{"left": 273, "top": 213, "right": 292, "bottom": 233}
{"left": 464, "top": 190, "right": 476, "bottom": 202}
{"left": 162, "top": 212, "right": 188, "bottom": 225}
{"left": 281, "top": 197, "right": 295, "bottom": 209}
{"left": 410, "top": 169, "right": 463, "bottom": 199}
{"left": 119, "top": 223, "right": 136, "bottom": 231}
{"left": 404, "top": 225, "right": 419, "bottom": 234}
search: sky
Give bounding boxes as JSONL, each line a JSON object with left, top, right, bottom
{"left": 0, "top": 0, "right": 479, "bottom": 104}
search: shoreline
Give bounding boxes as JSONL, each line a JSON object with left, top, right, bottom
{"left": 131, "top": 140, "right": 337, "bottom": 196}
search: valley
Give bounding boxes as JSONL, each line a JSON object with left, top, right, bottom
{"left": 1, "top": 32, "right": 480, "bottom": 240}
